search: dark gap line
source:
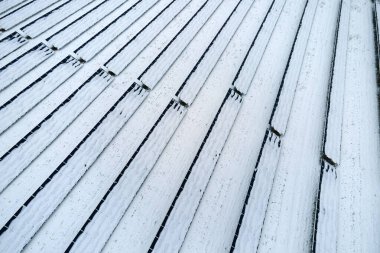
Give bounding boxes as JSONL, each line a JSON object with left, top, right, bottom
{"left": 0, "top": 69, "right": 113, "bottom": 236}
{"left": 175, "top": 0, "right": 244, "bottom": 96}
{"left": 230, "top": 0, "right": 311, "bottom": 250}
{"left": 311, "top": 0, "right": 343, "bottom": 251}
{"left": 74, "top": 0, "right": 144, "bottom": 53}
{"left": 65, "top": 99, "right": 176, "bottom": 252}
{"left": 138, "top": 0, "right": 210, "bottom": 79}
{"left": 148, "top": 89, "right": 235, "bottom": 252}
{"left": 0, "top": 55, "right": 80, "bottom": 111}
{"left": 47, "top": 0, "right": 108, "bottom": 41}
{"left": 269, "top": 0, "right": 310, "bottom": 126}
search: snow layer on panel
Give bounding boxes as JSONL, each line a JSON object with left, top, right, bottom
{"left": 99, "top": 1, "right": 274, "bottom": 250}
{"left": 74, "top": 0, "right": 157, "bottom": 62}
{"left": 46, "top": 0, "right": 126, "bottom": 49}
{"left": 151, "top": 90, "right": 242, "bottom": 253}
{"left": 3, "top": 83, "right": 147, "bottom": 252}
{"left": 0, "top": 43, "right": 54, "bottom": 92}
{"left": 0, "top": 32, "right": 28, "bottom": 60}
{"left": 178, "top": 0, "right": 253, "bottom": 105}
{"left": 0, "top": 69, "right": 111, "bottom": 194}
{"left": 233, "top": 0, "right": 285, "bottom": 95}
{"left": 104, "top": 0, "right": 191, "bottom": 75}
{"left": 257, "top": 0, "right": 340, "bottom": 251}
{"left": 0, "top": 0, "right": 27, "bottom": 15}
{"left": 337, "top": 0, "right": 380, "bottom": 251}
{"left": 314, "top": 162, "right": 338, "bottom": 253}
{"left": 269, "top": 0, "right": 319, "bottom": 136}
{"left": 139, "top": 0, "right": 221, "bottom": 89}
{"left": 0, "top": 70, "right": 114, "bottom": 253}
{"left": 0, "top": 0, "right": 61, "bottom": 30}
{"left": 233, "top": 131, "right": 281, "bottom": 252}
{"left": 0, "top": 55, "right": 82, "bottom": 138}
{"left": 69, "top": 101, "right": 186, "bottom": 253}
{"left": 180, "top": 0, "right": 308, "bottom": 251}
{"left": 20, "top": 0, "right": 95, "bottom": 38}
{"left": 323, "top": 0, "right": 350, "bottom": 165}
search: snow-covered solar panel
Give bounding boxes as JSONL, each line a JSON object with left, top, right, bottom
{"left": 0, "top": 32, "right": 28, "bottom": 59}
{"left": 104, "top": 0, "right": 191, "bottom": 74}
{"left": 313, "top": 161, "right": 338, "bottom": 253}
{"left": 0, "top": 69, "right": 113, "bottom": 253}
{"left": 0, "top": 43, "right": 54, "bottom": 92}
{"left": 150, "top": 89, "right": 242, "bottom": 252}
{"left": 0, "top": 68, "right": 111, "bottom": 193}
{"left": 139, "top": 0, "right": 222, "bottom": 89}
{"left": 74, "top": 0, "right": 157, "bottom": 62}
{"left": 20, "top": 0, "right": 95, "bottom": 38}
{"left": 230, "top": 0, "right": 311, "bottom": 250}
{"left": 46, "top": 0, "right": 128, "bottom": 49}
{"left": 323, "top": 0, "right": 350, "bottom": 165}
{"left": 178, "top": 0, "right": 253, "bottom": 105}
{"left": 0, "top": 0, "right": 27, "bottom": 15}
{"left": 69, "top": 100, "right": 186, "bottom": 253}
{"left": 0, "top": 55, "right": 83, "bottom": 135}
{"left": 0, "top": 0, "right": 62, "bottom": 30}
{"left": 269, "top": 0, "right": 319, "bottom": 136}
{"left": 232, "top": 130, "right": 281, "bottom": 252}
{"left": 233, "top": 0, "right": 285, "bottom": 95}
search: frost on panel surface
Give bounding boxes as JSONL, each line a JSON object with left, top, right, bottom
{"left": 0, "top": 55, "right": 83, "bottom": 134}
{"left": 20, "top": 0, "right": 95, "bottom": 38}
{"left": 74, "top": 0, "right": 158, "bottom": 61}
{"left": 150, "top": 90, "right": 242, "bottom": 253}
{"left": 0, "top": 43, "right": 54, "bottom": 92}
{"left": 46, "top": 0, "right": 130, "bottom": 49}
{"left": 0, "top": 32, "right": 28, "bottom": 59}
{"left": 0, "top": 0, "right": 61, "bottom": 30}
{"left": 104, "top": 0, "right": 191, "bottom": 74}
{"left": 68, "top": 100, "right": 186, "bottom": 253}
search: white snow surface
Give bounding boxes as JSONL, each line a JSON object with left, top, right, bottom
{"left": 0, "top": 0, "right": 379, "bottom": 252}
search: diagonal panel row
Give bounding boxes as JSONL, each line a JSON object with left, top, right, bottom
{"left": 0, "top": 0, "right": 62, "bottom": 30}
{"left": 47, "top": 0, "right": 257, "bottom": 251}
{"left": 230, "top": 0, "right": 319, "bottom": 251}
{"left": 0, "top": 78, "right": 146, "bottom": 253}
{"left": 0, "top": 0, "right": 203, "bottom": 197}
{"left": 148, "top": 1, "right": 288, "bottom": 251}
{"left": 20, "top": 0, "right": 96, "bottom": 38}
{"left": 46, "top": 0, "right": 137, "bottom": 50}
{"left": 0, "top": 0, "right": 156, "bottom": 92}
{"left": 0, "top": 0, "right": 132, "bottom": 60}
{"left": 103, "top": 0, "right": 192, "bottom": 74}
{"left": 67, "top": 100, "right": 186, "bottom": 253}
{"left": 232, "top": 0, "right": 286, "bottom": 95}
{"left": 150, "top": 89, "right": 242, "bottom": 253}
{"left": 322, "top": 0, "right": 350, "bottom": 166}
{"left": 0, "top": 69, "right": 112, "bottom": 193}
{"left": 269, "top": 0, "right": 319, "bottom": 136}
{"left": 230, "top": 130, "right": 281, "bottom": 252}
{"left": 0, "top": 0, "right": 162, "bottom": 132}
{"left": 137, "top": 0, "right": 223, "bottom": 89}
{"left": 0, "top": 55, "right": 83, "bottom": 134}
{"left": 0, "top": 0, "right": 27, "bottom": 15}
{"left": 312, "top": 0, "right": 350, "bottom": 252}
{"left": 0, "top": 0, "right": 225, "bottom": 251}
{"left": 0, "top": 32, "right": 28, "bottom": 59}
{"left": 0, "top": 43, "right": 54, "bottom": 92}
{"left": 74, "top": 0, "right": 159, "bottom": 62}
{"left": 177, "top": 0, "right": 253, "bottom": 105}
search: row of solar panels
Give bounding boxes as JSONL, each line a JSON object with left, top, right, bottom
{"left": 0, "top": 0, "right": 352, "bottom": 252}
{"left": 0, "top": 0, "right": 274, "bottom": 251}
